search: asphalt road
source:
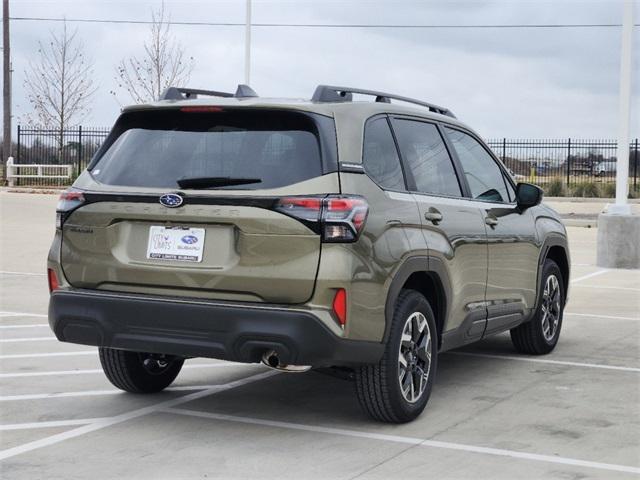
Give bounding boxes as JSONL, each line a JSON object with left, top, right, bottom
{"left": 0, "top": 192, "right": 639, "bottom": 479}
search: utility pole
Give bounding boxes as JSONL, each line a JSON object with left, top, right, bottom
{"left": 244, "top": 0, "right": 251, "bottom": 85}
{"left": 597, "top": 0, "right": 638, "bottom": 269}
{"left": 2, "top": 0, "right": 10, "bottom": 184}
{"left": 609, "top": 0, "right": 634, "bottom": 214}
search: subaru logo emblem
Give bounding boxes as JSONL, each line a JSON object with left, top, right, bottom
{"left": 159, "top": 193, "right": 184, "bottom": 208}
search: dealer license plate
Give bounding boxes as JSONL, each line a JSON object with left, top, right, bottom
{"left": 146, "top": 226, "right": 205, "bottom": 263}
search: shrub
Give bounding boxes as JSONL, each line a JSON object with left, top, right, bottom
{"left": 544, "top": 179, "right": 565, "bottom": 197}
{"left": 571, "top": 182, "right": 599, "bottom": 198}
{"left": 600, "top": 183, "right": 616, "bottom": 198}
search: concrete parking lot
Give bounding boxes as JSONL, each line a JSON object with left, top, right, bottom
{"left": 0, "top": 191, "right": 638, "bottom": 479}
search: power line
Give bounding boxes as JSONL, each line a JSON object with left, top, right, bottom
{"left": 9, "top": 16, "right": 638, "bottom": 28}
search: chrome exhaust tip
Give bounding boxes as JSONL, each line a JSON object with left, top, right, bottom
{"left": 261, "top": 350, "right": 311, "bottom": 373}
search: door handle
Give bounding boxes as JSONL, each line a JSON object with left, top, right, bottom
{"left": 485, "top": 216, "right": 499, "bottom": 227}
{"left": 424, "top": 210, "right": 443, "bottom": 224}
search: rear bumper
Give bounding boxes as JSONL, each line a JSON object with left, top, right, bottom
{"left": 48, "top": 289, "right": 384, "bottom": 367}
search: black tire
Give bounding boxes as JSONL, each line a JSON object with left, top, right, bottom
{"left": 99, "top": 348, "right": 184, "bottom": 393}
{"left": 510, "top": 259, "right": 565, "bottom": 355}
{"left": 354, "top": 289, "right": 438, "bottom": 423}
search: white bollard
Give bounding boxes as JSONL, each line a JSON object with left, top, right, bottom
{"left": 6, "top": 156, "right": 14, "bottom": 187}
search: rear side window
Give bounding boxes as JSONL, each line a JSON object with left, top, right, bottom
{"left": 90, "top": 109, "right": 335, "bottom": 189}
{"left": 362, "top": 117, "right": 405, "bottom": 191}
{"left": 444, "top": 127, "right": 511, "bottom": 203}
{"left": 391, "top": 119, "right": 461, "bottom": 197}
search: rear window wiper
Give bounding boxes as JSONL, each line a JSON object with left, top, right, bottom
{"left": 176, "top": 176, "right": 262, "bottom": 189}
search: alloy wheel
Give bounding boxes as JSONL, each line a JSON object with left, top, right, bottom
{"left": 398, "top": 311, "right": 432, "bottom": 403}
{"left": 541, "top": 274, "right": 561, "bottom": 342}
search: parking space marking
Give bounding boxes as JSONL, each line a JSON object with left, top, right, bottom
{"left": 566, "top": 312, "right": 640, "bottom": 321}
{"left": 0, "top": 324, "right": 48, "bottom": 329}
{"left": 0, "top": 362, "right": 258, "bottom": 379}
{"left": 0, "top": 336, "right": 55, "bottom": 343}
{"left": 0, "top": 370, "right": 278, "bottom": 461}
{"left": 0, "top": 384, "right": 224, "bottom": 402}
{"left": 165, "top": 408, "right": 640, "bottom": 475}
{"left": 448, "top": 352, "right": 640, "bottom": 372}
{"left": 0, "top": 418, "right": 108, "bottom": 431}
{"left": 571, "top": 269, "right": 608, "bottom": 284}
{"left": 0, "top": 311, "right": 48, "bottom": 318}
{"left": 572, "top": 284, "right": 640, "bottom": 292}
{"left": 0, "top": 351, "right": 96, "bottom": 360}
{"left": 0, "top": 271, "right": 46, "bottom": 277}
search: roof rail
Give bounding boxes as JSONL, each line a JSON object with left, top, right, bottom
{"left": 160, "top": 84, "right": 258, "bottom": 101}
{"left": 311, "top": 85, "right": 455, "bottom": 118}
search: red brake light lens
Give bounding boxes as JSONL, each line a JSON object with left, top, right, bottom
{"left": 47, "top": 268, "right": 60, "bottom": 293}
{"left": 332, "top": 288, "right": 347, "bottom": 327}
{"left": 56, "top": 189, "right": 85, "bottom": 229}
{"left": 180, "top": 106, "right": 224, "bottom": 113}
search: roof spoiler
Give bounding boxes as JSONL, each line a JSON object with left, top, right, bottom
{"left": 311, "top": 85, "right": 455, "bottom": 118}
{"left": 160, "top": 84, "right": 258, "bottom": 101}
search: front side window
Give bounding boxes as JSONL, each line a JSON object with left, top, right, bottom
{"left": 362, "top": 117, "right": 405, "bottom": 191}
{"left": 444, "top": 127, "right": 511, "bottom": 203}
{"left": 391, "top": 119, "right": 461, "bottom": 197}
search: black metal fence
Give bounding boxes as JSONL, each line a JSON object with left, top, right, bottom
{"left": 12, "top": 126, "right": 640, "bottom": 196}
{"left": 13, "top": 126, "right": 110, "bottom": 187}
{"left": 486, "top": 138, "right": 639, "bottom": 196}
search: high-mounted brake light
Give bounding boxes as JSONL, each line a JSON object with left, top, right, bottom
{"left": 274, "top": 195, "right": 368, "bottom": 243}
{"left": 47, "top": 268, "right": 60, "bottom": 293}
{"left": 332, "top": 288, "right": 347, "bottom": 327}
{"left": 179, "top": 106, "right": 224, "bottom": 113}
{"left": 56, "top": 189, "right": 85, "bottom": 229}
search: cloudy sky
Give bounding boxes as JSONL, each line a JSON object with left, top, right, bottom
{"left": 8, "top": 0, "right": 640, "bottom": 138}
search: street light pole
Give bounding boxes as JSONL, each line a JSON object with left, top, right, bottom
{"left": 2, "top": 0, "right": 11, "bottom": 183}
{"left": 244, "top": 0, "right": 252, "bottom": 85}
{"left": 609, "top": 0, "right": 634, "bottom": 215}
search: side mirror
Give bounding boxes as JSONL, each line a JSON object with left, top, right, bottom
{"left": 516, "top": 183, "right": 543, "bottom": 209}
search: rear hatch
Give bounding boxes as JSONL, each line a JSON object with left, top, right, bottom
{"left": 60, "top": 107, "right": 339, "bottom": 303}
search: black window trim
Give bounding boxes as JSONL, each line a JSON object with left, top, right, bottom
{"left": 440, "top": 123, "right": 518, "bottom": 205}
{"left": 387, "top": 114, "right": 469, "bottom": 201}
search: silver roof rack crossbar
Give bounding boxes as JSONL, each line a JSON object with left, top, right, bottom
{"left": 160, "top": 84, "right": 258, "bottom": 101}
{"left": 311, "top": 85, "right": 455, "bottom": 118}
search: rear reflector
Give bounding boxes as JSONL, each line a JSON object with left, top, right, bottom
{"left": 47, "top": 268, "right": 60, "bottom": 293}
{"left": 332, "top": 288, "right": 347, "bottom": 327}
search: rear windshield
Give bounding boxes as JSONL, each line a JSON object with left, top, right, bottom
{"left": 90, "top": 108, "right": 336, "bottom": 189}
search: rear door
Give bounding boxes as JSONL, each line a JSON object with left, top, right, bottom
{"left": 60, "top": 107, "right": 339, "bottom": 304}
{"left": 443, "top": 126, "right": 539, "bottom": 334}
{"left": 389, "top": 117, "right": 489, "bottom": 343}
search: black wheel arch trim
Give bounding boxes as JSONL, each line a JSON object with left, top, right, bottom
{"left": 532, "top": 234, "right": 570, "bottom": 320}
{"left": 383, "top": 255, "right": 452, "bottom": 347}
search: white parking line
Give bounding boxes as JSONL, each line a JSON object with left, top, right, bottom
{"left": 0, "top": 324, "right": 48, "bottom": 329}
{"left": 571, "top": 284, "right": 640, "bottom": 292}
{"left": 0, "top": 271, "right": 46, "bottom": 277}
{"left": 0, "top": 351, "right": 96, "bottom": 360}
{"left": 165, "top": 407, "right": 640, "bottom": 475}
{"left": 448, "top": 351, "right": 640, "bottom": 372}
{"left": 0, "top": 311, "right": 48, "bottom": 318}
{"left": 565, "top": 312, "right": 640, "bottom": 321}
{"left": 0, "top": 384, "right": 224, "bottom": 402}
{"left": 0, "top": 336, "right": 55, "bottom": 343}
{"left": 571, "top": 269, "right": 608, "bottom": 284}
{"left": 0, "top": 370, "right": 278, "bottom": 461}
{"left": 0, "top": 362, "right": 258, "bottom": 379}
{"left": 0, "top": 418, "right": 108, "bottom": 431}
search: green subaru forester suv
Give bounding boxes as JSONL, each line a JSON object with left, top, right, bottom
{"left": 48, "top": 85, "right": 570, "bottom": 423}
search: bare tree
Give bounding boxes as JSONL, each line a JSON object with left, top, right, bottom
{"left": 23, "top": 22, "right": 96, "bottom": 152}
{"left": 113, "top": 4, "right": 194, "bottom": 103}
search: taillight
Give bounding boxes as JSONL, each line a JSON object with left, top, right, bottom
{"left": 274, "top": 195, "right": 368, "bottom": 243}
{"left": 332, "top": 288, "right": 347, "bottom": 327}
{"left": 47, "top": 268, "right": 60, "bottom": 293}
{"left": 56, "top": 189, "right": 85, "bottom": 229}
